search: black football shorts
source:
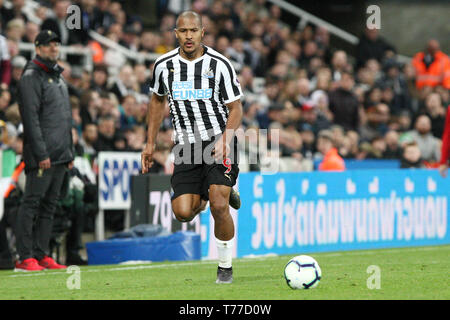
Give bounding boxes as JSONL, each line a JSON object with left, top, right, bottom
{"left": 171, "top": 135, "right": 239, "bottom": 201}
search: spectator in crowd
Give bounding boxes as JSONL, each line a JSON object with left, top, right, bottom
{"left": 0, "top": 119, "right": 8, "bottom": 149}
{"left": 155, "top": 29, "right": 176, "bottom": 54}
{"left": 359, "top": 103, "right": 390, "bottom": 142}
{"left": 134, "top": 64, "right": 151, "bottom": 94}
{"left": 91, "top": 0, "right": 114, "bottom": 34}
{"left": 118, "top": 94, "right": 138, "bottom": 131}
{"left": 400, "top": 142, "right": 423, "bottom": 168}
{"left": 95, "top": 115, "right": 116, "bottom": 152}
{"left": 238, "top": 65, "right": 257, "bottom": 102}
{"left": 296, "top": 77, "right": 310, "bottom": 106}
{"left": 316, "top": 129, "right": 345, "bottom": 171}
{"left": 79, "top": 122, "right": 98, "bottom": 159}
{"left": 91, "top": 64, "right": 109, "bottom": 93}
{"left": 356, "top": 27, "right": 396, "bottom": 69}
{"left": 4, "top": 102, "right": 21, "bottom": 141}
{"left": 242, "top": 101, "right": 260, "bottom": 130}
{"left": 383, "top": 130, "right": 403, "bottom": 159}
{"left": 70, "top": 96, "right": 82, "bottom": 133}
{"left": 126, "top": 125, "right": 146, "bottom": 152}
{"left": 376, "top": 59, "right": 410, "bottom": 115}
{"left": 139, "top": 31, "right": 161, "bottom": 53}
{"left": 330, "top": 50, "right": 350, "bottom": 82}
{"left": 22, "top": 21, "right": 39, "bottom": 44}
{"left": 297, "top": 101, "right": 331, "bottom": 135}
{"left": 412, "top": 39, "right": 450, "bottom": 91}
{"left": 365, "top": 135, "right": 386, "bottom": 159}
{"left": 299, "top": 123, "right": 315, "bottom": 159}
{"left": 227, "top": 36, "right": 246, "bottom": 73}
{"left": 99, "top": 91, "right": 120, "bottom": 120}
{"left": 244, "top": 36, "right": 266, "bottom": 77}
{"left": 66, "top": 65, "right": 85, "bottom": 98}
{"left": 80, "top": 90, "right": 102, "bottom": 126}
{"left": 328, "top": 71, "right": 360, "bottom": 131}
{"left": 5, "top": 18, "right": 26, "bottom": 53}
{"left": 422, "top": 92, "right": 446, "bottom": 139}
{"left": 0, "top": 87, "right": 11, "bottom": 121}
{"left": 8, "top": 55, "right": 26, "bottom": 104}
{"left": 0, "top": 33, "right": 11, "bottom": 87}
{"left": 393, "top": 110, "right": 413, "bottom": 133}
{"left": 109, "top": 64, "right": 136, "bottom": 102}
{"left": 403, "top": 115, "right": 441, "bottom": 163}
{"left": 338, "top": 130, "right": 359, "bottom": 159}
{"left": 120, "top": 25, "right": 141, "bottom": 51}
{"left": 71, "top": 126, "right": 84, "bottom": 157}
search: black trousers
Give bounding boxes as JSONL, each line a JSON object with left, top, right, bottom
{"left": 15, "top": 164, "right": 67, "bottom": 261}
{"left": 0, "top": 217, "right": 13, "bottom": 269}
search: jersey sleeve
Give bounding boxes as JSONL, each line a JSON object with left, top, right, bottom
{"left": 218, "top": 59, "right": 243, "bottom": 104}
{"left": 149, "top": 61, "right": 167, "bottom": 96}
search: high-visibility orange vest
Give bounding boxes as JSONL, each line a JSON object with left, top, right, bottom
{"left": 318, "top": 148, "right": 346, "bottom": 171}
{"left": 89, "top": 41, "right": 104, "bottom": 65}
{"left": 412, "top": 51, "right": 450, "bottom": 89}
{"left": 4, "top": 161, "right": 25, "bottom": 198}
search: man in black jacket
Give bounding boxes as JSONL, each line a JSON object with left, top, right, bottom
{"left": 328, "top": 72, "right": 360, "bottom": 132}
{"left": 356, "top": 28, "right": 396, "bottom": 70}
{"left": 15, "top": 30, "right": 74, "bottom": 272}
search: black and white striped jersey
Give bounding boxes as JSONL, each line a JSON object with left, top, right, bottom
{"left": 150, "top": 45, "right": 243, "bottom": 144}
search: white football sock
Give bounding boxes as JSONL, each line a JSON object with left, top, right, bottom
{"left": 216, "top": 238, "right": 233, "bottom": 269}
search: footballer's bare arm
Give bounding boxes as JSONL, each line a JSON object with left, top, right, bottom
{"left": 142, "top": 93, "right": 166, "bottom": 173}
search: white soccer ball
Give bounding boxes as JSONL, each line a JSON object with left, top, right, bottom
{"left": 284, "top": 255, "right": 322, "bottom": 289}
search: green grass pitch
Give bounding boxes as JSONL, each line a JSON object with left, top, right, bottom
{"left": 0, "top": 245, "right": 448, "bottom": 300}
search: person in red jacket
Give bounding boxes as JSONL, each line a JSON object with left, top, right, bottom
{"left": 439, "top": 105, "right": 450, "bottom": 177}
{"left": 317, "top": 129, "right": 346, "bottom": 171}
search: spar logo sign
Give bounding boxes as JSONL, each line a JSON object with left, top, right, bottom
{"left": 98, "top": 152, "right": 141, "bottom": 210}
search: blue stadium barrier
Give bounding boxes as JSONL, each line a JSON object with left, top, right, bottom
{"left": 200, "top": 169, "right": 450, "bottom": 258}
{"left": 86, "top": 231, "right": 201, "bottom": 265}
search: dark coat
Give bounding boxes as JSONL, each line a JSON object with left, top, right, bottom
{"left": 356, "top": 34, "right": 396, "bottom": 69}
{"left": 328, "top": 88, "right": 360, "bottom": 131}
{"left": 17, "top": 56, "right": 74, "bottom": 172}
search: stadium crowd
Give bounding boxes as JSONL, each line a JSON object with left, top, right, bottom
{"left": 0, "top": 0, "right": 449, "bottom": 252}
{"left": 0, "top": 0, "right": 449, "bottom": 173}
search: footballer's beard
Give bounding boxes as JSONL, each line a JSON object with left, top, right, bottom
{"left": 181, "top": 41, "right": 201, "bottom": 58}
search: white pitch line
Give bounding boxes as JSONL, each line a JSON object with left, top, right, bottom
{"left": 4, "top": 245, "right": 449, "bottom": 278}
{"left": 6, "top": 257, "right": 273, "bottom": 278}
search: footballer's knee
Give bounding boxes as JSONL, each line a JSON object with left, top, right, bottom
{"left": 173, "top": 208, "right": 195, "bottom": 222}
{"left": 209, "top": 196, "right": 228, "bottom": 217}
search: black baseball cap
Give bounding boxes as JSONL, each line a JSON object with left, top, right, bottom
{"left": 35, "top": 29, "right": 61, "bottom": 46}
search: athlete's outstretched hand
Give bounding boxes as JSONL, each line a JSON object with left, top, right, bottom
{"left": 141, "top": 143, "right": 155, "bottom": 173}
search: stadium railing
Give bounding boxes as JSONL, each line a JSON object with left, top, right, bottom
{"left": 267, "top": 0, "right": 411, "bottom": 64}
{"left": 18, "top": 41, "right": 94, "bottom": 72}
